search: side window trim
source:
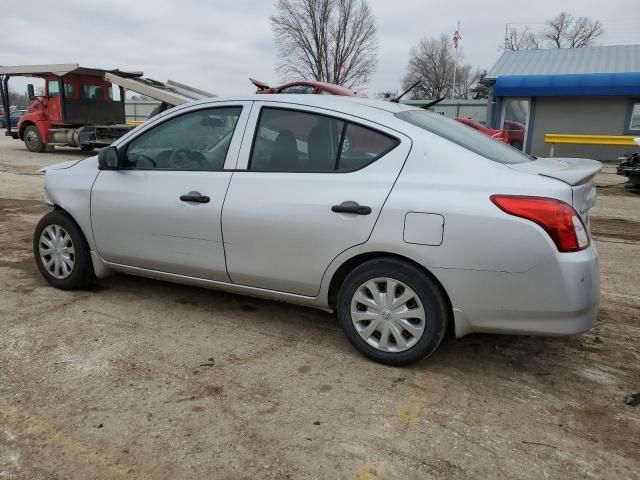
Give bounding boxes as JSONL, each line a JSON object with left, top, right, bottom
{"left": 116, "top": 104, "right": 247, "bottom": 172}
{"left": 334, "top": 122, "right": 348, "bottom": 170}
{"left": 243, "top": 105, "right": 400, "bottom": 173}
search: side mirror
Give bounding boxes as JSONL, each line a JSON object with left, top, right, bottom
{"left": 27, "top": 84, "right": 35, "bottom": 101}
{"left": 98, "top": 146, "right": 120, "bottom": 169}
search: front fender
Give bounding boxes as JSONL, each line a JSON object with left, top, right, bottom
{"left": 42, "top": 156, "right": 100, "bottom": 250}
{"left": 17, "top": 112, "right": 48, "bottom": 140}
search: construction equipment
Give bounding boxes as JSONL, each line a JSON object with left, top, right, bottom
{"left": 0, "top": 64, "right": 214, "bottom": 152}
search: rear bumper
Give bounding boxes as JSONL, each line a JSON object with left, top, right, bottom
{"left": 433, "top": 243, "right": 600, "bottom": 338}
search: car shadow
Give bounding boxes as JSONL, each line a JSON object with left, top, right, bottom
{"left": 95, "top": 272, "right": 592, "bottom": 378}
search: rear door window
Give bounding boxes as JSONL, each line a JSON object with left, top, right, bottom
{"left": 339, "top": 123, "right": 398, "bottom": 171}
{"left": 249, "top": 108, "right": 399, "bottom": 172}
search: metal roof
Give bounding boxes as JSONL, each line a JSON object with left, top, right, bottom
{"left": 485, "top": 45, "right": 640, "bottom": 81}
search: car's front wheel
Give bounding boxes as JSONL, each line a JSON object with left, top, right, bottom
{"left": 33, "top": 211, "right": 95, "bottom": 290}
{"left": 337, "top": 258, "right": 449, "bottom": 366}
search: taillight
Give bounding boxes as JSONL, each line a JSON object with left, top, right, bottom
{"left": 490, "top": 195, "right": 589, "bottom": 252}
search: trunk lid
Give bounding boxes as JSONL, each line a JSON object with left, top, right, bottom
{"left": 508, "top": 157, "right": 602, "bottom": 225}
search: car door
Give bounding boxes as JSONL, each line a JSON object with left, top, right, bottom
{"left": 222, "top": 102, "right": 411, "bottom": 296}
{"left": 91, "top": 102, "right": 252, "bottom": 281}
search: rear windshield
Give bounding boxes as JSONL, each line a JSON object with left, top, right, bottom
{"left": 395, "top": 110, "right": 533, "bottom": 164}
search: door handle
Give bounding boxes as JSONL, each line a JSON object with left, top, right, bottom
{"left": 180, "top": 193, "right": 210, "bottom": 203}
{"left": 331, "top": 202, "right": 371, "bottom": 215}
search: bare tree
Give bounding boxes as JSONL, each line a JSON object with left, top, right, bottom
{"left": 402, "top": 35, "right": 454, "bottom": 99}
{"left": 505, "top": 12, "right": 604, "bottom": 50}
{"left": 470, "top": 70, "right": 490, "bottom": 99}
{"left": 544, "top": 12, "right": 573, "bottom": 48}
{"left": 504, "top": 26, "right": 542, "bottom": 51}
{"left": 453, "top": 64, "right": 474, "bottom": 99}
{"left": 8, "top": 89, "right": 28, "bottom": 108}
{"left": 550, "top": 13, "right": 604, "bottom": 48}
{"left": 271, "top": 0, "right": 378, "bottom": 89}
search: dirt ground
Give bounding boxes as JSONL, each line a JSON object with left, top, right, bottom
{"left": 0, "top": 134, "right": 638, "bottom": 480}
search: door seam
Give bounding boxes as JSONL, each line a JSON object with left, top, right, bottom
{"left": 220, "top": 101, "right": 255, "bottom": 283}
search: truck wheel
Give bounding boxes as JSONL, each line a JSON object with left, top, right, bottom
{"left": 33, "top": 211, "right": 95, "bottom": 290}
{"left": 24, "top": 125, "right": 46, "bottom": 153}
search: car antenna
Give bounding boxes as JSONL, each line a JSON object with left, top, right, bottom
{"left": 420, "top": 96, "right": 446, "bottom": 110}
{"left": 391, "top": 81, "right": 420, "bottom": 103}
{"left": 390, "top": 83, "right": 445, "bottom": 110}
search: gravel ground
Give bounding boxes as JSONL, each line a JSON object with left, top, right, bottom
{"left": 0, "top": 134, "right": 639, "bottom": 479}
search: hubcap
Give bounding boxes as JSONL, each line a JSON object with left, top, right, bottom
{"left": 25, "top": 130, "right": 38, "bottom": 147}
{"left": 350, "top": 277, "right": 426, "bottom": 353}
{"left": 39, "top": 225, "right": 75, "bottom": 279}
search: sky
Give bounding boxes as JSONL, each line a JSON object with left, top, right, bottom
{"left": 4, "top": 0, "right": 640, "bottom": 97}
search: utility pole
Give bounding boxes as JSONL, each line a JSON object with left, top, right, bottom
{"left": 452, "top": 21, "right": 461, "bottom": 99}
{"left": 504, "top": 23, "right": 510, "bottom": 49}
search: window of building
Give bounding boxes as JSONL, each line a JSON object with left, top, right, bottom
{"left": 249, "top": 108, "right": 398, "bottom": 172}
{"left": 626, "top": 101, "right": 640, "bottom": 134}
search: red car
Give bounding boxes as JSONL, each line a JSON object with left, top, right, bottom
{"left": 502, "top": 120, "right": 526, "bottom": 150}
{"left": 454, "top": 117, "right": 508, "bottom": 143}
{"left": 250, "top": 78, "right": 358, "bottom": 96}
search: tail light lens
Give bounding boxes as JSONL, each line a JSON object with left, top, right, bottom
{"left": 490, "top": 195, "right": 589, "bottom": 252}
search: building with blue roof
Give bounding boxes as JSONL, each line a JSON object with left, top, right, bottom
{"left": 483, "top": 45, "right": 640, "bottom": 160}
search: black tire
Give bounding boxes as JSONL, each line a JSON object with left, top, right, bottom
{"left": 336, "top": 258, "right": 449, "bottom": 366}
{"left": 80, "top": 145, "right": 95, "bottom": 152}
{"left": 33, "top": 210, "right": 95, "bottom": 290}
{"left": 24, "top": 125, "right": 46, "bottom": 152}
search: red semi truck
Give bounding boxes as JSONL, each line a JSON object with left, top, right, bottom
{"left": 0, "top": 64, "right": 213, "bottom": 152}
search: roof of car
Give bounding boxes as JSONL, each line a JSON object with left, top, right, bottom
{"left": 189, "top": 94, "right": 420, "bottom": 116}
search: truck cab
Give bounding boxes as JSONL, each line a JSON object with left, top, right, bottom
{"left": 1, "top": 63, "right": 215, "bottom": 153}
{"left": 17, "top": 73, "right": 128, "bottom": 152}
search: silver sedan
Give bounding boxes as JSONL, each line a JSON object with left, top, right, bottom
{"left": 33, "top": 95, "right": 601, "bottom": 365}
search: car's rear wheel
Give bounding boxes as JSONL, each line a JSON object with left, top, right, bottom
{"left": 24, "top": 125, "right": 46, "bottom": 153}
{"left": 336, "top": 258, "right": 448, "bottom": 366}
{"left": 33, "top": 211, "right": 95, "bottom": 290}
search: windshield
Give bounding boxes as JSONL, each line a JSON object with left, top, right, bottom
{"left": 395, "top": 110, "right": 533, "bottom": 164}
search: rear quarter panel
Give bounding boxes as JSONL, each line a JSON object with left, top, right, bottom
{"left": 367, "top": 131, "right": 573, "bottom": 272}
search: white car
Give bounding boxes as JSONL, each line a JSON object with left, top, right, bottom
{"left": 33, "top": 95, "right": 601, "bottom": 365}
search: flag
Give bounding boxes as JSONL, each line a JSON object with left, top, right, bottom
{"left": 453, "top": 30, "right": 461, "bottom": 49}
